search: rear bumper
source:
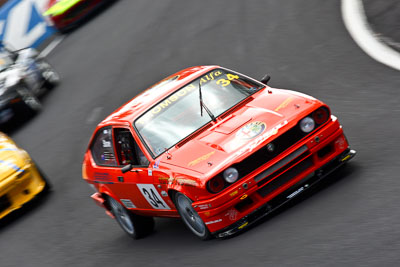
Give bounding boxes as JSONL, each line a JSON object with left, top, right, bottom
{"left": 213, "top": 148, "right": 356, "bottom": 238}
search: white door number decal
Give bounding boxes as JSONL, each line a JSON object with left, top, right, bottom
{"left": 137, "top": 184, "right": 170, "bottom": 210}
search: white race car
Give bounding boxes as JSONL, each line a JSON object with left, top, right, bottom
{"left": 0, "top": 42, "right": 59, "bottom": 124}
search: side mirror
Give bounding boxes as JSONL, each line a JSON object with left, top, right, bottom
{"left": 260, "top": 74, "right": 271, "bottom": 85}
{"left": 121, "top": 164, "right": 133, "bottom": 173}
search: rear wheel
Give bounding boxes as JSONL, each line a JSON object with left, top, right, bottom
{"left": 17, "top": 86, "right": 42, "bottom": 114}
{"left": 174, "top": 192, "right": 211, "bottom": 240}
{"left": 107, "top": 196, "right": 154, "bottom": 239}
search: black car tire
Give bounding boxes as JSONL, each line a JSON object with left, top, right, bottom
{"left": 107, "top": 196, "right": 154, "bottom": 239}
{"left": 174, "top": 192, "right": 212, "bottom": 240}
{"left": 17, "top": 86, "right": 42, "bottom": 114}
{"left": 38, "top": 60, "right": 60, "bottom": 89}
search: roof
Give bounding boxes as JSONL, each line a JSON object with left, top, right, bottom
{"left": 99, "top": 65, "right": 219, "bottom": 127}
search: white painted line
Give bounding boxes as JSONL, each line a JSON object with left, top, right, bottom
{"left": 86, "top": 107, "right": 103, "bottom": 124}
{"left": 342, "top": 0, "right": 400, "bottom": 71}
{"left": 39, "top": 35, "right": 65, "bottom": 58}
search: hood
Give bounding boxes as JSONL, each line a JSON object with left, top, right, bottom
{"left": 0, "top": 67, "right": 23, "bottom": 92}
{"left": 0, "top": 135, "right": 25, "bottom": 181}
{"left": 162, "top": 88, "right": 322, "bottom": 176}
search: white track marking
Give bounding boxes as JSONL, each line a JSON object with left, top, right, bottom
{"left": 342, "top": 0, "right": 400, "bottom": 71}
{"left": 39, "top": 35, "right": 65, "bottom": 58}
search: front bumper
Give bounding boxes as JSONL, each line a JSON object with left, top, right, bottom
{"left": 214, "top": 148, "right": 356, "bottom": 238}
{"left": 0, "top": 163, "right": 47, "bottom": 219}
{"left": 0, "top": 94, "right": 23, "bottom": 124}
{"left": 191, "top": 117, "right": 356, "bottom": 236}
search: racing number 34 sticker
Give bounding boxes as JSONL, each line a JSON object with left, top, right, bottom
{"left": 137, "top": 184, "right": 170, "bottom": 210}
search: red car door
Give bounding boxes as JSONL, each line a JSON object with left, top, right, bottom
{"left": 110, "top": 127, "right": 170, "bottom": 211}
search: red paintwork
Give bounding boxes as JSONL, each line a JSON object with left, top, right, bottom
{"left": 45, "top": 0, "right": 108, "bottom": 31}
{"left": 82, "top": 65, "right": 352, "bottom": 234}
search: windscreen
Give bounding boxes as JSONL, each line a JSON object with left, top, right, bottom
{"left": 134, "top": 69, "right": 264, "bottom": 157}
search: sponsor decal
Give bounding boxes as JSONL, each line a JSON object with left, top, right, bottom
{"left": 94, "top": 172, "right": 112, "bottom": 182}
{"left": 204, "top": 211, "right": 211, "bottom": 217}
{"left": 205, "top": 219, "right": 222, "bottom": 225}
{"left": 198, "top": 204, "right": 209, "bottom": 210}
{"left": 236, "top": 121, "right": 266, "bottom": 140}
{"left": 235, "top": 120, "right": 288, "bottom": 157}
{"left": 240, "top": 194, "right": 248, "bottom": 200}
{"left": 176, "top": 178, "right": 198, "bottom": 187}
{"left": 225, "top": 209, "right": 238, "bottom": 221}
{"left": 335, "top": 136, "right": 346, "bottom": 150}
{"left": 161, "top": 191, "right": 168, "bottom": 197}
{"left": 158, "top": 176, "right": 197, "bottom": 187}
{"left": 199, "top": 70, "right": 223, "bottom": 85}
{"left": 102, "top": 140, "right": 111, "bottom": 148}
{"left": 136, "top": 70, "right": 239, "bottom": 126}
{"left": 188, "top": 151, "right": 215, "bottom": 167}
{"left": 137, "top": 184, "right": 170, "bottom": 210}
{"left": 341, "top": 155, "right": 351, "bottom": 162}
{"left": 158, "top": 177, "right": 169, "bottom": 184}
{"left": 286, "top": 187, "right": 305, "bottom": 199}
{"left": 229, "top": 190, "right": 239, "bottom": 197}
{"left": 148, "top": 169, "right": 152, "bottom": 176}
{"left": 153, "top": 159, "right": 160, "bottom": 169}
{"left": 120, "top": 199, "right": 136, "bottom": 209}
{"left": 136, "top": 83, "right": 198, "bottom": 125}
{"left": 238, "top": 221, "right": 248, "bottom": 229}
{"left": 275, "top": 97, "right": 294, "bottom": 112}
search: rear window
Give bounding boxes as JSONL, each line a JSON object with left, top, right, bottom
{"left": 91, "top": 127, "right": 117, "bottom": 166}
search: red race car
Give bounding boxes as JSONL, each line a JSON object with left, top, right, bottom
{"left": 43, "top": 0, "right": 113, "bottom": 33}
{"left": 82, "top": 66, "right": 356, "bottom": 240}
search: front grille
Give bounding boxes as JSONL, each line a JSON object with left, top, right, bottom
{"left": 231, "top": 106, "right": 329, "bottom": 180}
{"left": 233, "top": 124, "right": 308, "bottom": 179}
{"left": 0, "top": 195, "right": 11, "bottom": 213}
{"left": 254, "top": 145, "right": 308, "bottom": 183}
{"left": 257, "top": 157, "right": 313, "bottom": 197}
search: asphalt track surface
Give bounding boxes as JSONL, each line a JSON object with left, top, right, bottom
{"left": 1, "top": 1, "right": 400, "bottom": 266}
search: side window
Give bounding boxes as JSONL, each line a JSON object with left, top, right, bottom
{"left": 114, "top": 128, "right": 150, "bottom": 167}
{"left": 91, "top": 127, "right": 118, "bottom": 166}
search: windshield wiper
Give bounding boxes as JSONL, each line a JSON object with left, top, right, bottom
{"left": 199, "top": 81, "right": 216, "bottom": 122}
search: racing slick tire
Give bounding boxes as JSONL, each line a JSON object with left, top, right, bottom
{"left": 38, "top": 59, "right": 60, "bottom": 89}
{"left": 107, "top": 196, "right": 154, "bottom": 239}
{"left": 174, "top": 192, "right": 212, "bottom": 240}
{"left": 17, "top": 86, "right": 42, "bottom": 114}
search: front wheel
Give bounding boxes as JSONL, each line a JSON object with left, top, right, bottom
{"left": 38, "top": 59, "right": 60, "bottom": 89}
{"left": 174, "top": 192, "right": 211, "bottom": 240}
{"left": 107, "top": 196, "right": 154, "bottom": 239}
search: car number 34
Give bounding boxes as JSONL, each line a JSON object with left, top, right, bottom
{"left": 137, "top": 184, "right": 170, "bottom": 210}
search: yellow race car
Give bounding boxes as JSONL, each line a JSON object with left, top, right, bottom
{"left": 0, "top": 132, "right": 49, "bottom": 219}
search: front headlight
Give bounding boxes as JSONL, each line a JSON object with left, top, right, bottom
{"left": 223, "top": 167, "right": 239, "bottom": 183}
{"left": 299, "top": 117, "right": 315, "bottom": 133}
